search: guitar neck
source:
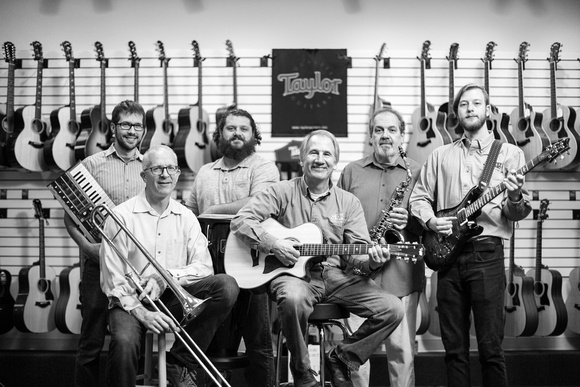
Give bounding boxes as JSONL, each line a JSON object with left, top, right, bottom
{"left": 5, "top": 63, "right": 15, "bottom": 126}
{"left": 232, "top": 58, "right": 238, "bottom": 105}
{"left": 134, "top": 64, "right": 139, "bottom": 103}
{"left": 483, "top": 62, "right": 491, "bottom": 96}
{"left": 447, "top": 61, "right": 455, "bottom": 113}
{"left": 163, "top": 61, "right": 170, "bottom": 123}
{"left": 197, "top": 58, "right": 203, "bottom": 115}
{"left": 297, "top": 243, "right": 415, "bottom": 257}
{"left": 372, "top": 61, "right": 380, "bottom": 111}
{"left": 99, "top": 60, "right": 107, "bottom": 125}
{"left": 39, "top": 217, "right": 46, "bottom": 279}
{"left": 549, "top": 62, "right": 557, "bottom": 118}
{"left": 68, "top": 60, "right": 77, "bottom": 119}
{"left": 419, "top": 59, "right": 426, "bottom": 117}
{"left": 534, "top": 218, "right": 543, "bottom": 281}
{"left": 517, "top": 62, "right": 525, "bottom": 117}
{"left": 34, "top": 60, "right": 44, "bottom": 120}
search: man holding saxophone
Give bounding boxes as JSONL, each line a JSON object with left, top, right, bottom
{"left": 100, "top": 145, "right": 240, "bottom": 387}
{"left": 338, "top": 107, "right": 424, "bottom": 387}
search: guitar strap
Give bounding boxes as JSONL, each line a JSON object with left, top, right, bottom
{"left": 478, "top": 140, "right": 502, "bottom": 192}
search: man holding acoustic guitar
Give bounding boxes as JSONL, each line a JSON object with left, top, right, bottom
{"left": 410, "top": 83, "right": 532, "bottom": 387}
{"left": 231, "top": 130, "right": 404, "bottom": 387}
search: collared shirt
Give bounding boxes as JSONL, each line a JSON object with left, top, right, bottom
{"left": 100, "top": 192, "right": 213, "bottom": 312}
{"left": 230, "top": 177, "right": 376, "bottom": 274}
{"left": 185, "top": 152, "right": 280, "bottom": 215}
{"left": 410, "top": 132, "right": 532, "bottom": 241}
{"left": 338, "top": 154, "right": 425, "bottom": 297}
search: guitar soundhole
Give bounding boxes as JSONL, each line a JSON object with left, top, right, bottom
{"left": 419, "top": 117, "right": 430, "bottom": 131}
{"left": 37, "top": 278, "right": 50, "bottom": 294}
{"left": 32, "top": 118, "right": 45, "bottom": 134}
{"left": 507, "top": 282, "right": 517, "bottom": 297}
{"left": 486, "top": 119, "right": 495, "bottom": 133}
{"left": 1, "top": 117, "right": 13, "bottom": 133}
{"left": 68, "top": 120, "right": 80, "bottom": 135}
{"left": 517, "top": 117, "right": 529, "bottom": 132}
{"left": 196, "top": 120, "right": 207, "bottom": 134}
{"left": 163, "top": 121, "right": 174, "bottom": 134}
{"left": 548, "top": 117, "right": 562, "bottom": 133}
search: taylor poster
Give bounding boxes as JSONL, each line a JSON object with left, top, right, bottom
{"left": 271, "top": 49, "right": 348, "bottom": 137}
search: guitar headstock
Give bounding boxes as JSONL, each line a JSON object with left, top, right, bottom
{"left": 156, "top": 40, "right": 168, "bottom": 65}
{"left": 94, "top": 41, "right": 105, "bottom": 61}
{"left": 31, "top": 41, "right": 43, "bottom": 61}
{"left": 128, "top": 41, "right": 140, "bottom": 66}
{"left": 192, "top": 40, "right": 204, "bottom": 67}
{"left": 538, "top": 199, "right": 550, "bottom": 222}
{"left": 3, "top": 41, "right": 15, "bottom": 64}
{"left": 541, "top": 138, "right": 570, "bottom": 164}
{"left": 448, "top": 42, "right": 459, "bottom": 68}
{"left": 549, "top": 42, "right": 562, "bottom": 64}
{"left": 516, "top": 41, "right": 530, "bottom": 65}
{"left": 390, "top": 242, "right": 425, "bottom": 263}
{"left": 61, "top": 41, "right": 73, "bottom": 62}
{"left": 483, "top": 41, "right": 497, "bottom": 64}
{"left": 33, "top": 199, "right": 44, "bottom": 220}
{"left": 226, "top": 39, "right": 238, "bottom": 67}
{"left": 376, "top": 43, "right": 387, "bottom": 61}
{"left": 419, "top": 40, "right": 431, "bottom": 62}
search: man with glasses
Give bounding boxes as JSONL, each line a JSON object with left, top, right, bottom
{"left": 100, "top": 145, "right": 240, "bottom": 387}
{"left": 64, "top": 100, "right": 147, "bottom": 387}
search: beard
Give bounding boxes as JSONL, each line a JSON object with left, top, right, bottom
{"left": 218, "top": 135, "right": 256, "bottom": 161}
{"left": 460, "top": 114, "right": 487, "bottom": 132}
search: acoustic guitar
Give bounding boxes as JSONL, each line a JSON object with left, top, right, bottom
{"left": 565, "top": 267, "right": 580, "bottom": 334}
{"left": 13, "top": 199, "right": 57, "bottom": 333}
{"left": 45, "top": 41, "right": 80, "bottom": 171}
{"left": 407, "top": 40, "right": 450, "bottom": 166}
{"left": 76, "top": 42, "right": 110, "bottom": 160}
{"left": 0, "top": 268, "right": 15, "bottom": 334}
{"left": 510, "top": 41, "right": 550, "bottom": 165}
{"left": 525, "top": 199, "right": 567, "bottom": 336}
{"left": 54, "top": 263, "right": 81, "bottom": 334}
{"left": 437, "top": 43, "right": 462, "bottom": 142}
{"left": 142, "top": 40, "right": 174, "bottom": 152}
{"left": 128, "top": 41, "right": 141, "bottom": 103}
{"left": 223, "top": 218, "right": 424, "bottom": 289}
{"left": 504, "top": 225, "right": 538, "bottom": 337}
{"left": 541, "top": 42, "right": 580, "bottom": 170}
{"left": 483, "top": 41, "right": 515, "bottom": 145}
{"left": 427, "top": 273, "right": 440, "bottom": 336}
{"left": 1, "top": 41, "right": 17, "bottom": 167}
{"left": 211, "top": 40, "right": 239, "bottom": 161}
{"left": 12, "top": 41, "right": 49, "bottom": 172}
{"left": 422, "top": 139, "right": 569, "bottom": 272}
{"left": 174, "top": 40, "right": 211, "bottom": 172}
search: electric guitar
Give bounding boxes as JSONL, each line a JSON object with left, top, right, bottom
{"left": 12, "top": 41, "right": 49, "bottom": 172}
{"left": 211, "top": 40, "right": 239, "bottom": 161}
{"left": 541, "top": 42, "right": 580, "bottom": 170}
{"left": 437, "top": 43, "right": 462, "bottom": 141}
{"left": 415, "top": 278, "right": 430, "bottom": 335}
{"left": 174, "top": 40, "right": 211, "bottom": 172}
{"left": 407, "top": 41, "right": 450, "bottom": 166}
{"left": 142, "top": 40, "right": 174, "bottom": 152}
{"left": 54, "top": 263, "right": 81, "bottom": 334}
{"left": 128, "top": 41, "right": 140, "bottom": 102}
{"left": 0, "top": 268, "right": 15, "bottom": 334}
{"left": 483, "top": 41, "right": 515, "bottom": 145}
{"left": 427, "top": 273, "right": 440, "bottom": 336}
{"left": 223, "top": 218, "right": 424, "bottom": 289}
{"left": 510, "top": 41, "right": 550, "bottom": 165}
{"left": 13, "top": 199, "right": 57, "bottom": 333}
{"left": 1, "top": 41, "right": 17, "bottom": 167}
{"left": 422, "top": 139, "right": 569, "bottom": 272}
{"left": 45, "top": 41, "right": 80, "bottom": 171}
{"left": 504, "top": 225, "right": 538, "bottom": 337}
{"left": 364, "top": 43, "right": 391, "bottom": 156}
{"left": 565, "top": 267, "right": 580, "bottom": 334}
{"left": 76, "top": 42, "right": 110, "bottom": 160}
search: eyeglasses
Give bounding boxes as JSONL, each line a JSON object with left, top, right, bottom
{"left": 117, "top": 122, "right": 145, "bottom": 132}
{"left": 144, "top": 165, "right": 180, "bottom": 176}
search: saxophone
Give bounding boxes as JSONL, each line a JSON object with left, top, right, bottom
{"left": 369, "top": 146, "right": 413, "bottom": 243}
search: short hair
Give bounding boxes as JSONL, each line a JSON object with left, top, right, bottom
{"left": 368, "top": 106, "right": 405, "bottom": 136}
{"left": 452, "top": 83, "right": 490, "bottom": 114}
{"left": 142, "top": 145, "right": 177, "bottom": 169}
{"left": 299, "top": 130, "right": 340, "bottom": 163}
{"left": 111, "top": 100, "right": 145, "bottom": 124}
{"left": 213, "top": 108, "right": 262, "bottom": 145}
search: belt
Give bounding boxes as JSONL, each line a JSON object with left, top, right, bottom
{"left": 462, "top": 236, "right": 503, "bottom": 252}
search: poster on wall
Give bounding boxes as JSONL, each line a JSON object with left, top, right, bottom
{"left": 271, "top": 49, "right": 348, "bottom": 137}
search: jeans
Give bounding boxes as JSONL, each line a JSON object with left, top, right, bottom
{"left": 437, "top": 244, "right": 507, "bottom": 387}
{"left": 242, "top": 291, "right": 274, "bottom": 387}
{"left": 74, "top": 259, "right": 109, "bottom": 387}
{"left": 106, "top": 273, "right": 239, "bottom": 387}
{"left": 269, "top": 264, "right": 403, "bottom": 374}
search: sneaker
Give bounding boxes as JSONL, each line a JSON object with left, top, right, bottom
{"left": 166, "top": 362, "right": 197, "bottom": 387}
{"left": 324, "top": 348, "right": 353, "bottom": 387}
{"left": 289, "top": 360, "right": 319, "bottom": 387}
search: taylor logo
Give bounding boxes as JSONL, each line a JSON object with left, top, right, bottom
{"left": 277, "top": 71, "right": 342, "bottom": 99}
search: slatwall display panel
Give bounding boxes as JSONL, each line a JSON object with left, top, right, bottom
{"left": 0, "top": 46, "right": 579, "bottom": 350}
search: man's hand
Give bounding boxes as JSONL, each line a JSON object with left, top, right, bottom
{"left": 389, "top": 207, "right": 408, "bottom": 230}
{"left": 504, "top": 169, "right": 525, "bottom": 201}
{"left": 139, "top": 277, "right": 162, "bottom": 304}
{"left": 271, "top": 239, "right": 301, "bottom": 267}
{"left": 131, "top": 306, "right": 180, "bottom": 334}
{"left": 368, "top": 237, "right": 390, "bottom": 271}
{"left": 427, "top": 216, "right": 457, "bottom": 236}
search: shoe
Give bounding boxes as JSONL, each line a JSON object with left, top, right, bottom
{"left": 166, "top": 362, "right": 197, "bottom": 387}
{"left": 324, "top": 348, "right": 353, "bottom": 387}
{"left": 289, "top": 360, "right": 320, "bottom": 387}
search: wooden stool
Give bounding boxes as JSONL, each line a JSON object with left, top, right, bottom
{"left": 141, "top": 331, "right": 167, "bottom": 387}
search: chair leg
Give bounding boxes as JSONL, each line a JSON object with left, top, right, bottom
{"left": 317, "top": 323, "right": 326, "bottom": 387}
{"left": 275, "top": 328, "right": 284, "bottom": 387}
{"left": 144, "top": 332, "right": 154, "bottom": 385}
{"left": 158, "top": 332, "right": 167, "bottom": 387}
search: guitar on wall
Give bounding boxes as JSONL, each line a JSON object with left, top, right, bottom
{"left": 13, "top": 199, "right": 57, "bottom": 333}
{"left": 437, "top": 43, "right": 462, "bottom": 142}
{"left": 11, "top": 40, "right": 49, "bottom": 172}
{"left": 0, "top": 267, "right": 16, "bottom": 334}
{"left": 565, "top": 266, "right": 580, "bottom": 334}
{"left": 54, "top": 262, "right": 82, "bottom": 334}
{"left": 1, "top": 41, "right": 17, "bottom": 167}
{"left": 174, "top": 40, "right": 211, "bottom": 172}
{"left": 142, "top": 40, "right": 174, "bottom": 152}
{"left": 128, "top": 41, "right": 141, "bottom": 103}
{"left": 541, "top": 42, "right": 580, "bottom": 170}
{"left": 510, "top": 41, "right": 550, "bottom": 166}
{"left": 211, "top": 39, "right": 239, "bottom": 161}
{"left": 407, "top": 41, "right": 450, "bottom": 166}
{"left": 504, "top": 225, "right": 538, "bottom": 337}
{"left": 422, "top": 139, "right": 570, "bottom": 272}
{"left": 483, "top": 41, "right": 515, "bottom": 145}
{"left": 223, "top": 218, "right": 424, "bottom": 289}
{"left": 45, "top": 41, "right": 80, "bottom": 171}
{"left": 76, "top": 41, "right": 110, "bottom": 160}
{"left": 525, "top": 199, "right": 567, "bottom": 336}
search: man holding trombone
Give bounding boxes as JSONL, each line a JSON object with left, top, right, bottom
{"left": 99, "top": 145, "right": 240, "bottom": 387}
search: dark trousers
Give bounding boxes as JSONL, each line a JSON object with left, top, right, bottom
{"left": 437, "top": 242, "right": 508, "bottom": 387}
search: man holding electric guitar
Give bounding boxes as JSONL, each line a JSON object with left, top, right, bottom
{"left": 410, "top": 84, "right": 532, "bottom": 387}
{"left": 231, "top": 130, "right": 404, "bottom": 387}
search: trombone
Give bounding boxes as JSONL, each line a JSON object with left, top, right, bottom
{"left": 91, "top": 203, "right": 231, "bottom": 387}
